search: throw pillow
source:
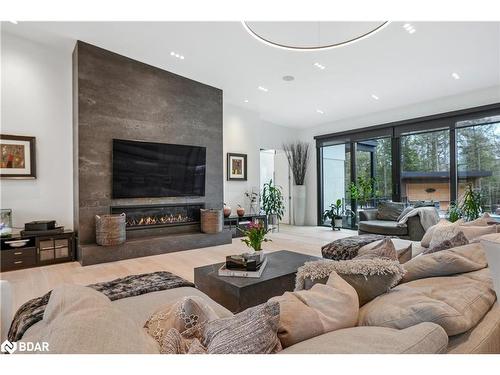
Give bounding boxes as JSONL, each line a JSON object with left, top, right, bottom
{"left": 321, "top": 234, "right": 386, "bottom": 260}
{"left": 269, "top": 271, "right": 358, "bottom": 348}
{"left": 159, "top": 302, "right": 282, "bottom": 354}
{"left": 32, "top": 284, "right": 159, "bottom": 354}
{"left": 420, "top": 219, "right": 464, "bottom": 248}
{"left": 355, "top": 237, "right": 398, "bottom": 261}
{"left": 144, "top": 296, "right": 219, "bottom": 346}
{"left": 376, "top": 202, "right": 405, "bottom": 221}
{"left": 459, "top": 224, "right": 497, "bottom": 242}
{"left": 357, "top": 238, "right": 412, "bottom": 263}
{"left": 397, "top": 206, "right": 415, "bottom": 222}
{"left": 461, "top": 212, "right": 495, "bottom": 227}
{"left": 296, "top": 258, "right": 405, "bottom": 306}
{"left": 428, "top": 220, "right": 465, "bottom": 249}
{"left": 423, "top": 231, "right": 469, "bottom": 255}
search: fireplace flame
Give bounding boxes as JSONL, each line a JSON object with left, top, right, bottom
{"left": 127, "top": 213, "right": 191, "bottom": 227}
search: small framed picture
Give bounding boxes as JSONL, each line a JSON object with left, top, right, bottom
{"left": 0, "top": 134, "right": 37, "bottom": 179}
{"left": 227, "top": 153, "right": 247, "bottom": 181}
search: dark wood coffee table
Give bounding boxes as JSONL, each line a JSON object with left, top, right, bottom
{"left": 194, "top": 250, "right": 320, "bottom": 313}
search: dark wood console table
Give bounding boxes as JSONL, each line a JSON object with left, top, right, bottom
{"left": 223, "top": 214, "right": 268, "bottom": 238}
{"left": 1, "top": 230, "right": 75, "bottom": 272}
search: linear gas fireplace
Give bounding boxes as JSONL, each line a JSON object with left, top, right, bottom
{"left": 110, "top": 203, "right": 204, "bottom": 231}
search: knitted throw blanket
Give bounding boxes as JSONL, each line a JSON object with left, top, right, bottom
{"left": 321, "top": 234, "right": 386, "bottom": 260}
{"left": 8, "top": 271, "right": 194, "bottom": 342}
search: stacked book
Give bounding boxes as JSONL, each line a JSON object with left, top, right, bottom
{"left": 218, "top": 252, "right": 267, "bottom": 278}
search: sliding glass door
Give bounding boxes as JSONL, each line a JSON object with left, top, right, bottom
{"left": 400, "top": 129, "right": 450, "bottom": 214}
{"left": 456, "top": 115, "right": 500, "bottom": 215}
{"left": 315, "top": 103, "right": 500, "bottom": 226}
{"left": 320, "top": 143, "right": 350, "bottom": 226}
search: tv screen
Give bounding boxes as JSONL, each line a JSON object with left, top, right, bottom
{"left": 112, "top": 139, "right": 206, "bottom": 199}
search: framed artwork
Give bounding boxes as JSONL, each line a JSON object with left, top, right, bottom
{"left": 0, "top": 135, "right": 37, "bottom": 179}
{"left": 227, "top": 153, "right": 247, "bottom": 181}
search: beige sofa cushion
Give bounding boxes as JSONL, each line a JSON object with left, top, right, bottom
{"left": 22, "top": 284, "right": 159, "bottom": 354}
{"left": 447, "top": 302, "right": 500, "bottom": 354}
{"left": 112, "top": 287, "right": 233, "bottom": 326}
{"left": 269, "top": 272, "right": 358, "bottom": 348}
{"left": 460, "top": 224, "right": 498, "bottom": 242}
{"left": 461, "top": 213, "right": 495, "bottom": 227}
{"left": 358, "top": 238, "right": 413, "bottom": 263}
{"left": 279, "top": 322, "right": 448, "bottom": 354}
{"left": 359, "top": 268, "right": 496, "bottom": 336}
{"left": 402, "top": 242, "right": 487, "bottom": 283}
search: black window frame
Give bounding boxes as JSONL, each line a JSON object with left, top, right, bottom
{"left": 315, "top": 102, "right": 500, "bottom": 226}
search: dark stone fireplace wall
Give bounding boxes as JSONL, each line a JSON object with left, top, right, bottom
{"left": 73, "top": 41, "right": 224, "bottom": 245}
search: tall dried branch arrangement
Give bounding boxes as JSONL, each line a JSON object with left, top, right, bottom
{"left": 283, "top": 141, "right": 310, "bottom": 185}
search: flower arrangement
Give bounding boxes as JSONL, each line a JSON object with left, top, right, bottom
{"left": 239, "top": 221, "right": 271, "bottom": 251}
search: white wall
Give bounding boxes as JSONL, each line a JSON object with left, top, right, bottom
{"left": 1, "top": 32, "right": 73, "bottom": 229}
{"left": 223, "top": 103, "right": 298, "bottom": 213}
{"left": 300, "top": 86, "right": 500, "bottom": 225}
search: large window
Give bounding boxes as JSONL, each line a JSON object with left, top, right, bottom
{"left": 315, "top": 103, "right": 500, "bottom": 226}
{"left": 400, "top": 129, "right": 450, "bottom": 213}
{"left": 321, "top": 144, "right": 349, "bottom": 225}
{"left": 456, "top": 116, "right": 500, "bottom": 215}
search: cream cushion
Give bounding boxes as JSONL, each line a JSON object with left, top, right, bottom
{"left": 279, "top": 322, "right": 448, "bottom": 354}
{"left": 269, "top": 271, "right": 358, "bottom": 348}
{"left": 358, "top": 238, "right": 412, "bottom": 263}
{"left": 429, "top": 221, "right": 465, "bottom": 249}
{"left": 461, "top": 213, "right": 494, "bottom": 226}
{"left": 402, "top": 242, "right": 487, "bottom": 283}
{"left": 359, "top": 268, "right": 496, "bottom": 336}
{"left": 459, "top": 224, "right": 498, "bottom": 242}
{"left": 23, "top": 284, "right": 159, "bottom": 354}
{"left": 421, "top": 219, "right": 463, "bottom": 248}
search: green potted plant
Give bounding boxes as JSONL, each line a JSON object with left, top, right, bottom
{"left": 261, "top": 179, "right": 285, "bottom": 226}
{"left": 460, "top": 184, "right": 483, "bottom": 222}
{"left": 239, "top": 221, "right": 271, "bottom": 260}
{"left": 447, "top": 202, "right": 462, "bottom": 223}
{"left": 323, "top": 199, "right": 343, "bottom": 230}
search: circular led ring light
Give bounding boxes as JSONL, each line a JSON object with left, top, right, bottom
{"left": 242, "top": 21, "right": 390, "bottom": 51}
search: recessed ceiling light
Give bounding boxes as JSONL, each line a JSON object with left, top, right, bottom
{"left": 452, "top": 72, "right": 461, "bottom": 80}
{"left": 403, "top": 23, "right": 416, "bottom": 34}
{"left": 371, "top": 94, "right": 380, "bottom": 100}
{"left": 316, "top": 109, "right": 324, "bottom": 114}
{"left": 314, "top": 62, "right": 326, "bottom": 70}
{"left": 282, "top": 75, "right": 295, "bottom": 81}
{"left": 9, "top": 21, "right": 18, "bottom": 25}
{"left": 244, "top": 99, "right": 249, "bottom": 103}
{"left": 170, "top": 51, "right": 184, "bottom": 60}
{"left": 258, "top": 86, "right": 269, "bottom": 92}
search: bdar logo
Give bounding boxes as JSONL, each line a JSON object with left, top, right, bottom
{"left": 1, "top": 340, "right": 17, "bottom": 354}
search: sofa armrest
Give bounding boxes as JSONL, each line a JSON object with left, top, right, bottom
{"left": 359, "top": 209, "right": 378, "bottom": 222}
{"left": 279, "top": 323, "right": 448, "bottom": 354}
{"left": 407, "top": 215, "right": 425, "bottom": 241}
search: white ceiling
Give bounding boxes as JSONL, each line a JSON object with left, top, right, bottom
{"left": 3, "top": 21, "right": 500, "bottom": 128}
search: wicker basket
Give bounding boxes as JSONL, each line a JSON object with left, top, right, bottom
{"left": 200, "top": 209, "right": 223, "bottom": 234}
{"left": 95, "top": 213, "right": 126, "bottom": 246}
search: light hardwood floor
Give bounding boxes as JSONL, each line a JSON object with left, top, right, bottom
{"left": 0, "top": 225, "right": 355, "bottom": 310}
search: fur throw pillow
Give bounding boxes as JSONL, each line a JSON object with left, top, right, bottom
{"left": 296, "top": 258, "right": 405, "bottom": 306}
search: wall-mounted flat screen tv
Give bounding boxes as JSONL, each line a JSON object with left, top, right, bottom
{"left": 112, "top": 139, "right": 206, "bottom": 199}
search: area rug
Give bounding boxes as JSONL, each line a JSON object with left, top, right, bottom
{"left": 8, "top": 271, "right": 194, "bottom": 342}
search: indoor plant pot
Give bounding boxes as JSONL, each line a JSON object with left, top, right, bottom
{"left": 293, "top": 185, "right": 306, "bottom": 226}
{"left": 333, "top": 217, "right": 343, "bottom": 229}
